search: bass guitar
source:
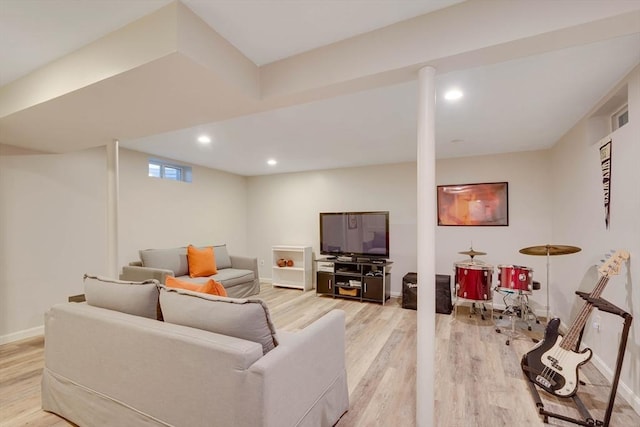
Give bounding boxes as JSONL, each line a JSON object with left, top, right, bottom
{"left": 520, "top": 249, "right": 629, "bottom": 397}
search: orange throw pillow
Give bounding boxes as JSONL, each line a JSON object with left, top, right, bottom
{"left": 165, "top": 276, "right": 202, "bottom": 292}
{"left": 187, "top": 245, "right": 217, "bottom": 278}
{"left": 165, "top": 276, "right": 227, "bottom": 297}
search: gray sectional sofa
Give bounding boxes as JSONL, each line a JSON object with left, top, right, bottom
{"left": 120, "top": 244, "right": 260, "bottom": 298}
{"left": 42, "top": 276, "right": 349, "bottom": 426}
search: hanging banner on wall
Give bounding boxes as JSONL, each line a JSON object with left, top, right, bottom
{"left": 599, "top": 138, "right": 612, "bottom": 229}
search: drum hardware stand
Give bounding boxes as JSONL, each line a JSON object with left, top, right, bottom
{"left": 519, "top": 245, "right": 581, "bottom": 325}
{"left": 471, "top": 301, "right": 491, "bottom": 320}
{"left": 525, "top": 292, "right": 632, "bottom": 427}
{"left": 494, "top": 288, "right": 540, "bottom": 345}
{"left": 453, "top": 296, "right": 493, "bottom": 321}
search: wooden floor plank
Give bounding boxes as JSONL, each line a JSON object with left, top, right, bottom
{"left": 0, "top": 284, "right": 638, "bottom": 426}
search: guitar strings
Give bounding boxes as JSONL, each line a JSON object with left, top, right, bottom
{"left": 540, "top": 274, "right": 608, "bottom": 386}
{"left": 537, "top": 262, "right": 614, "bottom": 389}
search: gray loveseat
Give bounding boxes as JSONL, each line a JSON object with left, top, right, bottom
{"left": 42, "top": 277, "right": 349, "bottom": 426}
{"left": 120, "top": 244, "right": 260, "bottom": 298}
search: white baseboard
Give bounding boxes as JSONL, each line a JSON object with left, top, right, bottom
{"left": 588, "top": 350, "right": 640, "bottom": 416}
{"left": 0, "top": 325, "right": 44, "bottom": 345}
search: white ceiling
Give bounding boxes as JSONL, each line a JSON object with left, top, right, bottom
{"left": 0, "top": 0, "right": 464, "bottom": 86}
{"left": 124, "top": 34, "right": 640, "bottom": 176}
{"left": 1, "top": 1, "right": 639, "bottom": 176}
{"left": 0, "top": 0, "right": 171, "bottom": 86}
{"left": 183, "top": 0, "right": 466, "bottom": 66}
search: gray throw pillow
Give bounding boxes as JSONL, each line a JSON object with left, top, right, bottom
{"left": 213, "top": 244, "right": 232, "bottom": 269}
{"left": 140, "top": 247, "right": 189, "bottom": 277}
{"left": 159, "top": 285, "right": 278, "bottom": 354}
{"left": 84, "top": 274, "right": 160, "bottom": 320}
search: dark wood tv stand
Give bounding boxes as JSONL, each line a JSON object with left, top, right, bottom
{"left": 314, "top": 258, "right": 393, "bottom": 305}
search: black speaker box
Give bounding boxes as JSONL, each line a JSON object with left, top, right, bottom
{"left": 401, "top": 273, "right": 452, "bottom": 314}
{"left": 402, "top": 273, "right": 418, "bottom": 310}
{"left": 435, "top": 274, "right": 452, "bottom": 314}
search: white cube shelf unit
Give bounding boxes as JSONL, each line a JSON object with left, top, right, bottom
{"left": 272, "top": 245, "right": 313, "bottom": 291}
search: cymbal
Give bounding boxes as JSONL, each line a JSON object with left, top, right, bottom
{"left": 458, "top": 249, "right": 487, "bottom": 257}
{"left": 519, "top": 244, "right": 581, "bottom": 256}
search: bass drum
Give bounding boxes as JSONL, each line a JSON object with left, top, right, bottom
{"left": 455, "top": 262, "right": 493, "bottom": 301}
{"left": 497, "top": 265, "right": 533, "bottom": 293}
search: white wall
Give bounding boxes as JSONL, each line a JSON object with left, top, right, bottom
{"left": 246, "top": 154, "right": 553, "bottom": 303}
{"left": 0, "top": 147, "right": 107, "bottom": 342}
{"left": 550, "top": 66, "right": 640, "bottom": 410}
{"left": 118, "top": 148, "right": 251, "bottom": 267}
{"left": 0, "top": 147, "right": 251, "bottom": 343}
{"left": 246, "top": 163, "right": 417, "bottom": 295}
{"left": 436, "top": 150, "right": 553, "bottom": 312}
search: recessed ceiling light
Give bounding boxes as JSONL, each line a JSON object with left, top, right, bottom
{"left": 444, "top": 89, "right": 463, "bottom": 101}
{"left": 197, "top": 135, "right": 211, "bottom": 144}
{"left": 267, "top": 159, "right": 277, "bottom": 166}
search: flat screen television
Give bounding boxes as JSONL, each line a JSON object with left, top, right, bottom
{"left": 320, "top": 211, "right": 389, "bottom": 259}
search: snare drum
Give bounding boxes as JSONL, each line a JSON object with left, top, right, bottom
{"left": 497, "top": 265, "right": 533, "bottom": 292}
{"left": 455, "top": 262, "right": 493, "bottom": 301}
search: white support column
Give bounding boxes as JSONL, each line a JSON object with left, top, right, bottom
{"left": 106, "top": 140, "right": 119, "bottom": 278}
{"left": 416, "top": 66, "right": 436, "bottom": 427}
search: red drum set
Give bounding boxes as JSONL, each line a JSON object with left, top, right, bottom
{"left": 497, "top": 265, "right": 533, "bottom": 292}
{"left": 453, "top": 248, "right": 539, "bottom": 342}
{"left": 455, "top": 262, "right": 493, "bottom": 301}
{"left": 453, "top": 244, "right": 581, "bottom": 345}
{"left": 453, "top": 248, "right": 495, "bottom": 320}
{"left": 494, "top": 265, "right": 540, "bottom": 344}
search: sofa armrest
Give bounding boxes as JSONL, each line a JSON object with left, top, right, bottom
{"left": 246, "top": 309, "right": 348, "bottom": 427}
{"left": 120, "top": 265, "right": 173, "bottom": 283}
{"left": 229, "top": 255, "right": 258, "bottom": 272}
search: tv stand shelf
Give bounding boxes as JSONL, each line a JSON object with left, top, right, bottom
{"left": 315, "top": 258, "right": 393, "bottom": 305}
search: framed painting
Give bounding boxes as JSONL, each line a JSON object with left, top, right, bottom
{"left": 437, "top": 182, "right": 509, "bottom": 226}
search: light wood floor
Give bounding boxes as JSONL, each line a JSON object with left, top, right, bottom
{"left": 1, "top": 284, "right": 638, "bottom": 426}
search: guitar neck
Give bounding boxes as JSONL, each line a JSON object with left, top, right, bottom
{"left": 559, "top": 275, "right": 609, "bottom": 351}
{"left": 555, "top": 250, "right": 628, "bottom": 352}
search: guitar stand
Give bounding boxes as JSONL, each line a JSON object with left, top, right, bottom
{"left": 525, "top": 292, "right": 632, "bottom": 427}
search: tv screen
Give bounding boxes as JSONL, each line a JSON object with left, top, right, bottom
{"left": 320, "top": 211, "right": 389, "bottom": 259}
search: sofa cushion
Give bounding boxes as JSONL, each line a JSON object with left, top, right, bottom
{"left": 174, "top": 268, "right": 254, "bottom": 289}
{"left": 84, "top": 274, "right": 159, "bottom": 320}
{"left": 140, "top": 247, "right": 188, "bottom": 277}
{"left": 187, "top": 245, "right": 217, "bottom": 277}
{"left": 165, "top": 276, "right": 227, "bottom": 297}
{"left": 159, "top": 285, "right": 278, "bottom": 354}
{"left": 213, "top": 244, "right": 232, "bottom": 269}
{"left": 210, "top": 268, "right": 254, "bottom": 288}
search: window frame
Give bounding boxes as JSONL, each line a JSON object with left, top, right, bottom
{"left": 611, "top": 103, "right": 629, "bottom": 132}
{"left": 148, "top": 159, "right": 192, "bottom": 183}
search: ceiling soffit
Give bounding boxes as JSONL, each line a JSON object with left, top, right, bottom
{"left": 260, "top": 4, "right": 640, "bottom": 101}
{"left": 0, "top": 3, "right": 179, "bottom": 119}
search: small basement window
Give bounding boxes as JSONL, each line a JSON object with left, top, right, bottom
{"left": 611, "top": 104, "right": 629, "bottom": 132}
{"left": 587, "top": 84, "right": 628, "bottom": 143}
{"left": 148, "top": 159, "right": 192, "bottom": 182}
